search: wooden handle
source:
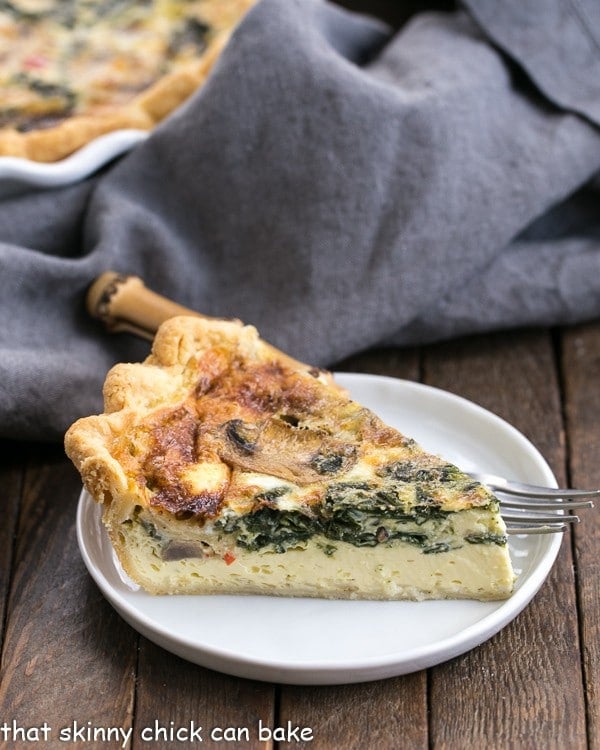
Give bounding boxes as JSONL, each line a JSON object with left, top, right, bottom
{"left": 86, "top": 272, "right": 216, "bottom": 341}
{"left": 85, "top": 272, "right": 326, "bottom": 379}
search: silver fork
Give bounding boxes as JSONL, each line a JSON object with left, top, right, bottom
{"left": 468, "top": 471, "right": 598, "bottom": 535}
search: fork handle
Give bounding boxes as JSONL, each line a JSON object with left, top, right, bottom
{"left": 85, "top": 271, "right": 330, "bottom": 381}
{"left": 86, "top": 272, "right": 210, "bottom": 340}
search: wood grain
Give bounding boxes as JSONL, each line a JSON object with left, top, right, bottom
{"left": 423, "top": 330, "right": 586, "bottom": 749}
{"left": 0, "top": 447, "right": 137, "bottom": 748}
{"left": 561, "top": 322, "right": 600, "bottom": 750}
{"left": 334, "top": 345, "right": 420, "bottom": 380}
{"left": 278, "top": 675, "right": 428, "bottom": 750}
{"left": 0, "top": 442, "right": 22, "bottom": 653}
{"left": 132, "top": 640, "right": 275, "bottom": 750}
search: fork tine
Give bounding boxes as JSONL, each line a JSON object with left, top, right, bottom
{"left": 503, "top": 511, "right": 576, "bottom": 536}
{"left": 499, "top": 497, "right": 594, "bottom": 510}
{"left": 469, "top": 471, "right": 600, "bottom": 499}
{"left": 501, "top": 510, "right": 579, "bottom": 524}
{"left": 506, "top": 524, "right": 567, "bottom": 535}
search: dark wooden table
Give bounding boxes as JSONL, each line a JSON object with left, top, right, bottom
{"left": 0, "top": 321, "right": 598, "bottom": 749}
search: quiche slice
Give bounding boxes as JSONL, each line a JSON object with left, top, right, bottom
{"left": 65, "top": 316, "right": 515, "bottom": 601}
{"left": 0, "top": 0, "right": 255, "bottom": 162}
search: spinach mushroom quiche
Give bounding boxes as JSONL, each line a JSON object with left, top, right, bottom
{"left": 0, "top": 0, "right": 255, "bottom": 162}
{"left": 65, "top": 316, "right": 515, "bottom": 601}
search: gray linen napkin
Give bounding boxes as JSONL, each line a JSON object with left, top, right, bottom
{"left": 1, "top": 0, "right": 599, "bottom": 441}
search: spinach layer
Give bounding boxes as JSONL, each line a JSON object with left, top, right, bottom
{"left": 216, "top": 480, "right": 507, "bottom": 556}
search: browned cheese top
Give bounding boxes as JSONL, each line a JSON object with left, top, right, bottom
{"left": 108, "top": 344, "right": 417, "bottom": 520}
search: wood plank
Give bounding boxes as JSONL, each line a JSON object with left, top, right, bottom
{"left": 132, "top": 641, "right": 274, "bottom": 750}
{"left": 561, "top": 321, "right": 600, "bottom": 750}
{"left": 422, "top": 330, "right": 564, "bottom": 463}
{"left": 278, "top": 347, "right": 427, "bottom": 750}
{"left": 423, "top": 330, "right": 586, "bottom": 749}
{"left": 0, "top": 442, "right": 23, "bottom": 652}
{"left": 334, "top": 346, "right": 420, "bottom": 381}
{"left": 278, "top": 675, "right": 428, "bottom": 750}
{"left": 0, "top": 446, "right": 137, "bottom": 746}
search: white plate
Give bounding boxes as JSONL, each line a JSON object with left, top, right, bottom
{"left": 0, "top": 129, "right": 147, "bottom": 198}
{"left": 76, "top": 373, "right": 561, "bottom": 685}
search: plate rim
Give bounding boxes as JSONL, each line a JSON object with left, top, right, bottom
{"left": 0, "top": 129, "right": 147, "bottom": 193}
{"left": 76, "top": 372, "right": 562, "bottom": 684}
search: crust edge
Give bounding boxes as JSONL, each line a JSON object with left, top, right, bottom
{"left": 65, "top": 316, "right": 274, "bottom": 515}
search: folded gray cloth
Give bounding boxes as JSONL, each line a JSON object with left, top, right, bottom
{"left": 1, "top": 0, "right": 599, "bottom": 441}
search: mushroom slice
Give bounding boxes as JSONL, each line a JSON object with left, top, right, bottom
{"left": 217, "top": 417, "right": 357, "bottom": 484}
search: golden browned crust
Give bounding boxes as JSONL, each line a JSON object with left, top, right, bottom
{"left": 66, "top": 317, "right": 249, "bottom": 500}
{"left": 0, "top": 110, "right": 153, "bottom": 162}
{"left": 65, "top": 317, "right": 340, "bottom": 516}
{"left": 0, "top": 2, "right": 253, "bottom": 162}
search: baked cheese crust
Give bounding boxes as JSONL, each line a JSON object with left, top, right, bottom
{"left": 0, "top": 0, "right": 254, "bottom": 161}
{"left": 65, "top": 316, "right": 515, "bottom": 601}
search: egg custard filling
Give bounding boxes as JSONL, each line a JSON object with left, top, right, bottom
{"left": 65, "top": 316, "right": 515, "bottom": 601}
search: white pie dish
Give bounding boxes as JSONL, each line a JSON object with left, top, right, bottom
{"left": 0, "top": 129, "right": 147, "bottom": 198}
{"left": 76, "top": 372, "right": 562, "bottom": 685}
